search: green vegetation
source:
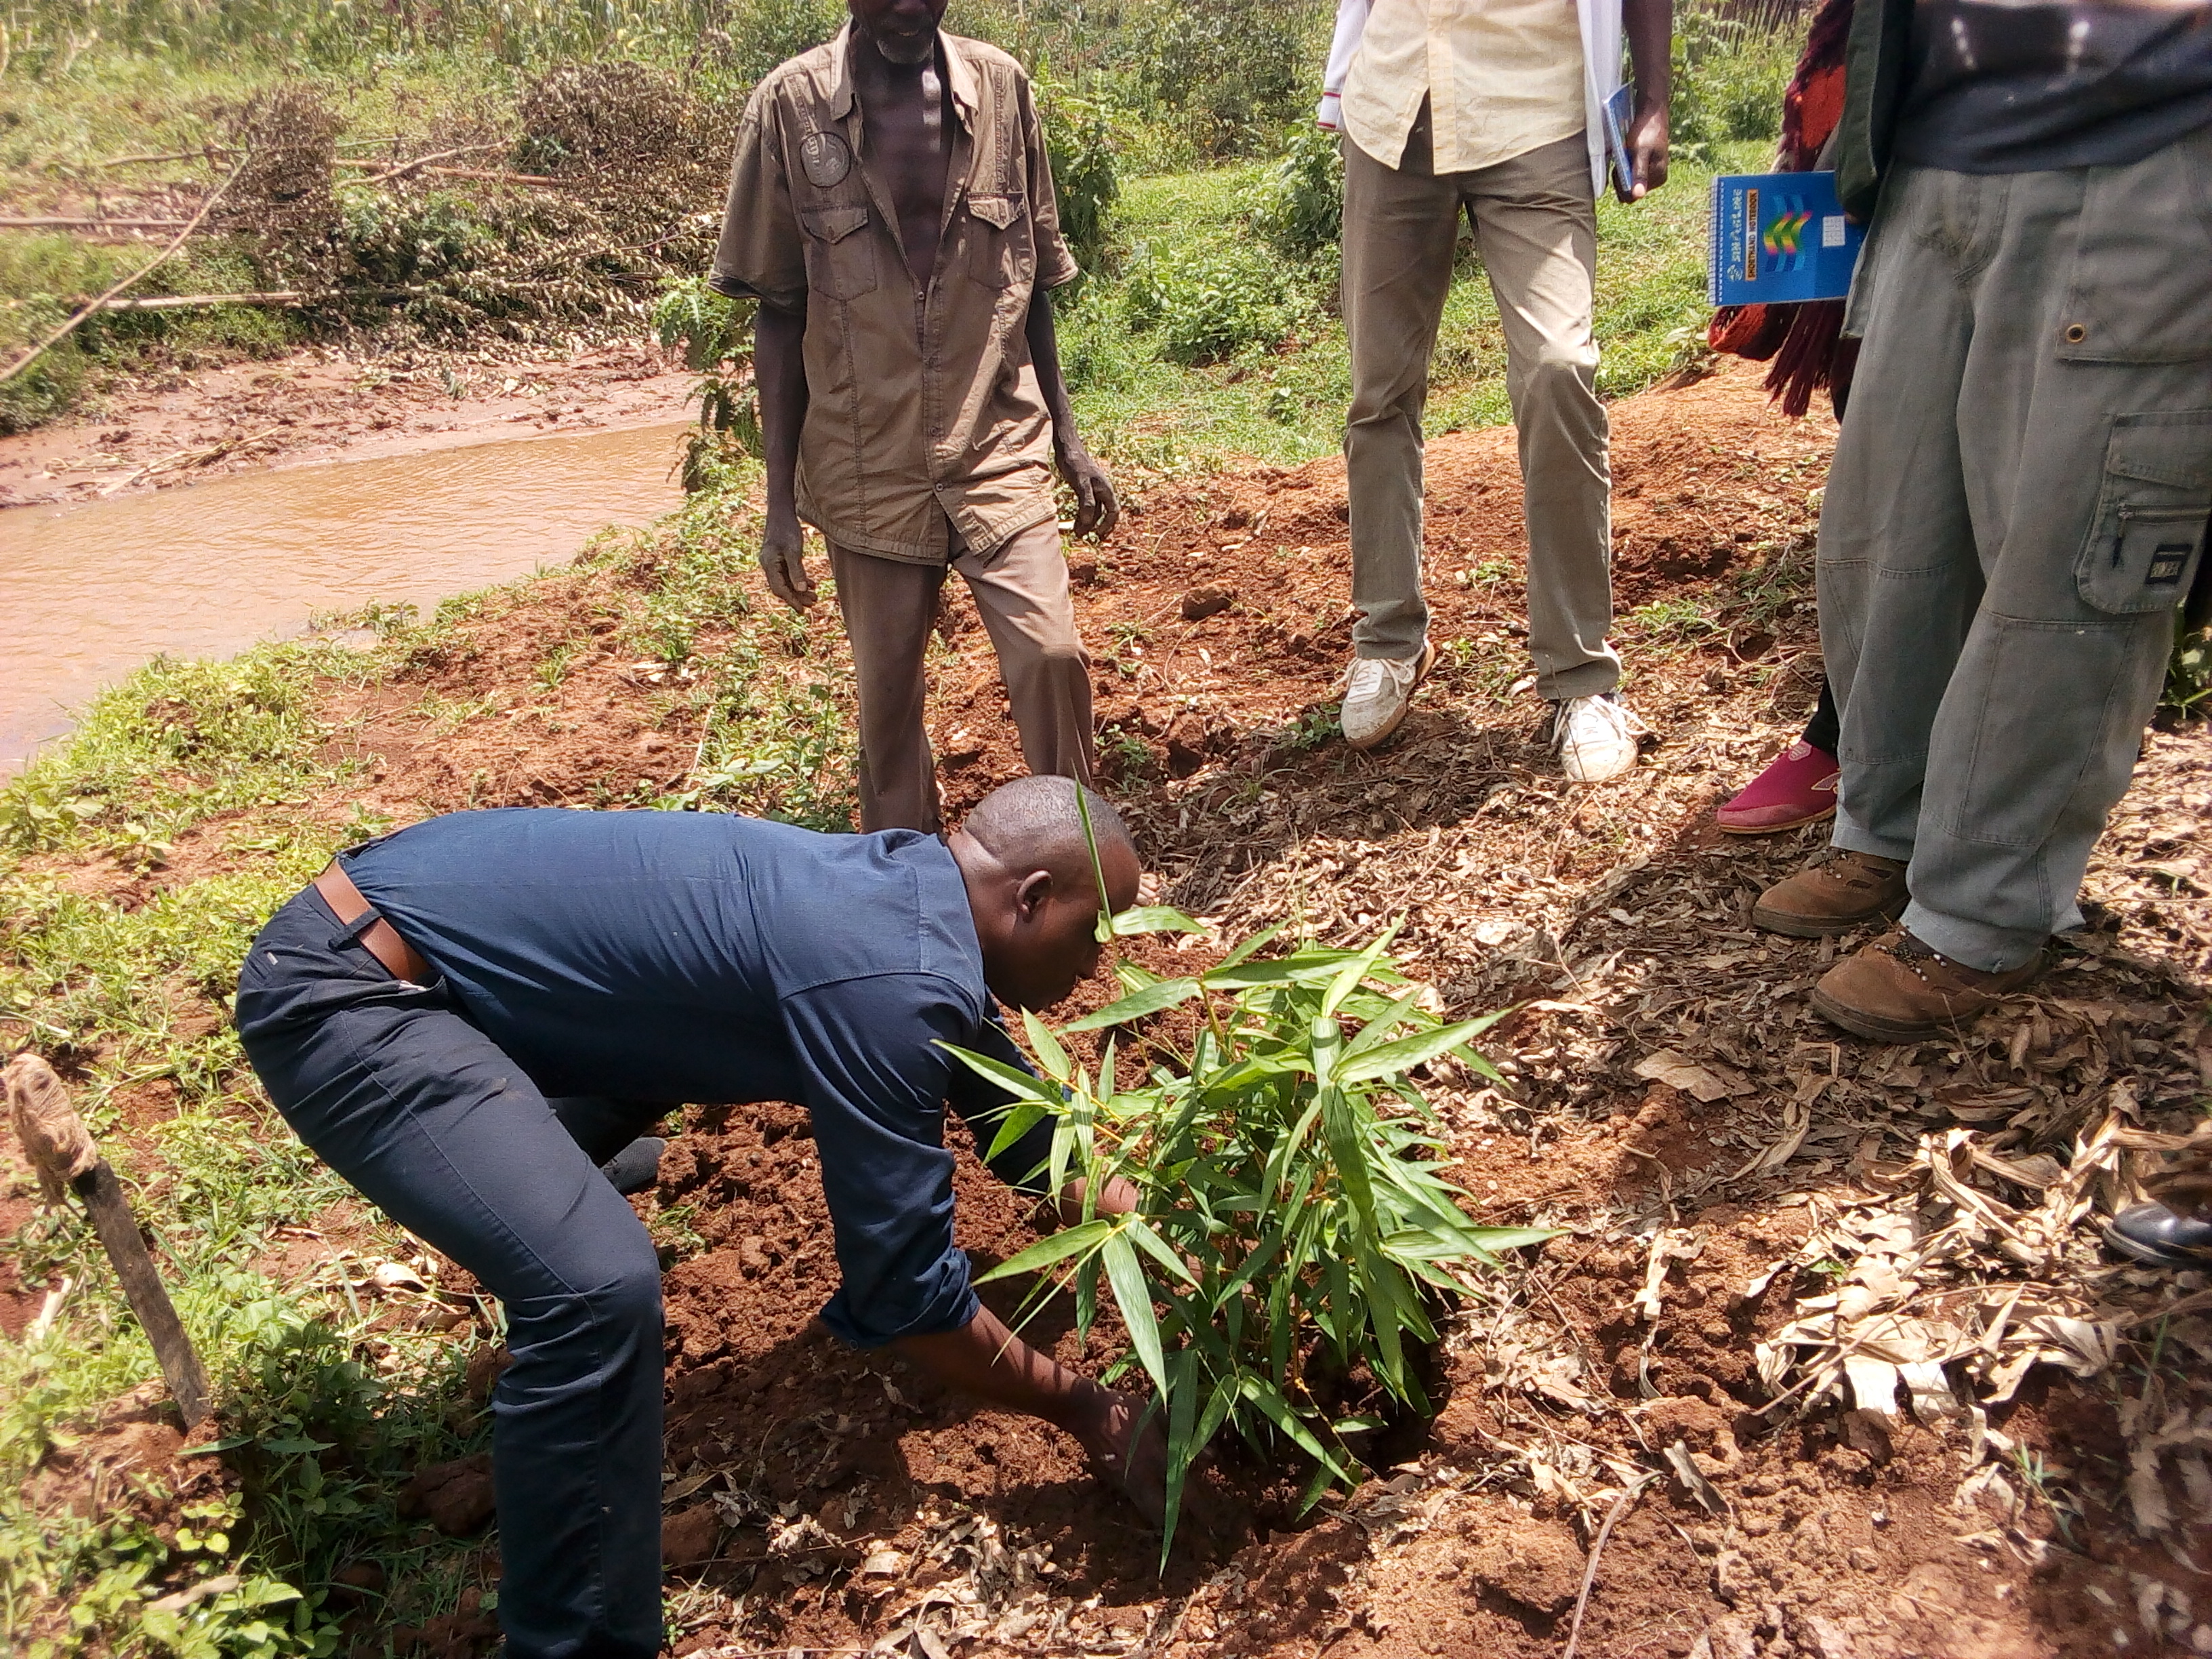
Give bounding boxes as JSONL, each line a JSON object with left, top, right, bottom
{"left": 0, "top": 0, "right": 1812, "bottom": 1644}
{"left": 2, "top": 0, "right": 1788, "bottom": 441}
{"left": 955, "top": 918, "right": 1549, "bottom": 1551}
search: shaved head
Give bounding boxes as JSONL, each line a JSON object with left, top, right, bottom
{"left": 949, "top": 777, "right": 1143, "bottom": 1010}
{"left": 961, "top": 776, "right": 1136, "bottom": 899}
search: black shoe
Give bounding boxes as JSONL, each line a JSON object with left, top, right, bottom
{"left": 2103, "top": 1202, "right": 2212, "bottom": 1269}
{"left": 600, "top": 1136, "right": 666, "bottom": 1196}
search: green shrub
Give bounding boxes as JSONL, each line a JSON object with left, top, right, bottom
{"left": 1127, "top": 0, "right": 1319, "bottom": 157}
{"left": 653, "top": 274, "right": 761, "bottom": 489}
{"left": 954, "top": 913, "right": 1551, "bottom": 1549}
{"left": 1671, "top": 0, "right": 1797, "bottom": 155}
{"left": 1250, "top": 122, "right": 1343, "bottom": 260}
{"left": 1041, "top": 85, "right": 1123, "bottom": 282}
{"left": 1124, "top": 244, "right": 1311, "bottom": 365}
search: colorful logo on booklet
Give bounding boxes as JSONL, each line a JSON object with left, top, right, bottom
{"left": 1762, "top": 207, "right": 1813, "bottom": 264}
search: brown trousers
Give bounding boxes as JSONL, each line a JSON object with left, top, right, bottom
{"left": 1341, "top": 126, "right": 1619, "bottom": 699}
{"left": 830, "top": 515, "right": 1094, "bottom": 834}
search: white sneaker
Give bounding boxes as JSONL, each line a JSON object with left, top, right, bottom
{"left": 1340, "top": 644, "right": 1435, "bottom": 750}
{"left": 1551, "top": 693, "right": 1648, "bottom": 783}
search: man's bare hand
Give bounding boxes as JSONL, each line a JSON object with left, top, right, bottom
{"left": 1073, "top": 1385, "right": 1169, "bottom": 1528}
{"left": 1623, "top": 100, "right": 1670, "bottom": 202}
{"left": 1056, "top": 439, "right": 1120, "bottom": 539}
{"left": 760, "top": 508, "right": 817, "bottom": 610}
{"left": 1054, "top": 1172, "right": 1141, "bottom": 1229}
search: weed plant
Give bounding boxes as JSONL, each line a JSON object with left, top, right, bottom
{"left": 952, "top": 912, "right": 1551, "bottom": 1550}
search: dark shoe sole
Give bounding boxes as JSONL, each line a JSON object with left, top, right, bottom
{"left": 2101, "top": 1220, "right": 2212, "bottom": 1270}
{"left": 1717, "top": 804, "right": 1839, "bottom": 836}
{"left": 1751, "top": 896, "right": 1899, "bottom": 939}
{"left": 1811, "top": 949, "right": 2044, "bottom": 1044}
{"left": 1808, "top": 986, "right": 1944, "bottom": 1043}
{"left": 1344, "top": 643, "right": 1436, "bottom": 753}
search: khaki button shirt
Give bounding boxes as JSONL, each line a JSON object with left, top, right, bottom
{"left": 711, "top": 27, "right": 1079, "bottom": 564}
{"left": 1342, "top": 0, "right": 1586, "bottom": 176}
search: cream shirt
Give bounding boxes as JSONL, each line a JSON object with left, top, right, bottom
{"left": 1341, "top": 0, "right": 1588, "bottom": 175}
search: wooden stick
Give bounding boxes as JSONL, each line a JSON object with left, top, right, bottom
{"left": 5, "top": 1055, "right": 210, "bottom": 1427}
{"left": 75, "top": 1159, "right": 211, "bottom": 1427}
{"left": 1560, "top": 1473, "right": 1652, "bottom": 1659}
{"left": 0, "top": 154, "right": 246, "bottom": 386}
{"left": 338, "top": 143, "right": 504, "bottom": 188}
{"left": 91, "top": 291, "right": 307, "bottom": 313}
{"left": 0, "top": 216, "right": 193, "bottom": 232}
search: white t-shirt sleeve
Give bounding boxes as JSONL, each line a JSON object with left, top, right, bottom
{"left": 1317, "top": 0, "right": 1373, "bottom": 126}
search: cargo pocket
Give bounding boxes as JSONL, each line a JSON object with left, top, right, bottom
{"left": 963, "top": 194, "right": 1033, "bottom": 291}
{"left": 799, "top": 205, "right": 877, "bottom": 303}
{"left": 2075, "top": 411, "right": 2211, "bottom": 616}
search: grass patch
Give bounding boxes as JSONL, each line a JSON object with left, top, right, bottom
{"left": 1061, "top": 138, "right": 1771, "bottom": 476}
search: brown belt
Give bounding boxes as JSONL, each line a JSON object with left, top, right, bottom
{"left": 312, "top": 863, "right": 432, "bottom": 985}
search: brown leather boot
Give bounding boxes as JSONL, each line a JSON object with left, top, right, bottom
{"left": 1751, "top": 850, "right": 1908, "bottom": 937}
{"left": 1810, "top": 930, "right": 2043, "bottom": 1042}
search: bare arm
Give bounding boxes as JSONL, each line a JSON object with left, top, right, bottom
{"left": 1622, "top": 0, "right": 1673, "bottom": 201}
{"left": 892, "top": 1303, "right": 1166, "bottom": 1521}
{"left": 754, "top": 298, "right": 816, "bottom": 609}
{"left": 1023, "top": 286, "right": 1118, "bottom": 539}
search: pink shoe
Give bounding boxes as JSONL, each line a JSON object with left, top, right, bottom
{"left": 1716, "top": 740, "right": 1839, "bottom": 834}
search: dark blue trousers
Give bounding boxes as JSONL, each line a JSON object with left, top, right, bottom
{"left": 236, "top": 888, "right": 668, "bottom": 1659}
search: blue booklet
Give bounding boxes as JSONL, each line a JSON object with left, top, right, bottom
{"left": 1602, "top": 85, "right": 1635, "bottom": 198}
{"left": 1707, "top": 171, "right": 1864, "bottom": 306}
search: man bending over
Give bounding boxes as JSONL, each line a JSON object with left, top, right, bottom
{"left": 234, "top": 778, "right": 1160, "bottom": 1658}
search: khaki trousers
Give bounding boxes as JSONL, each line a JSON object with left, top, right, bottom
{"left": 830, "top": 516, "right": 1094, "bottom": 834}
{"left": 1341, "top": 125, "right": 1618, "bottom": 699}
{"left": 1818, "top": 136, "right": 2211, "bottom": 971}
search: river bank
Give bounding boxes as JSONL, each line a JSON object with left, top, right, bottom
{"left": 5, "top": 361, "right": 2209, "bottom": 1658}
{"left": 0, "top": 335, "right": 695, "bottom": 509}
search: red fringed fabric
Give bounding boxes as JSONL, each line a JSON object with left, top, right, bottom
{"left": 1708, "top": 0, "right": 1859, "bottom": 417}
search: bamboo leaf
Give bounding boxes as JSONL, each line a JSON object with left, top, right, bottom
{"left": 1341, "top": 987, "right": 1423, "bottom": 1057}
{"left": 982, "top": 1101, "right": 1049, "bottom": 1162}
{"left": 974, "top": 1218, "right": 1116, "bottom": 1284}
{"left": 1240, "top": 1376, "right": 1350, "bottom": 1479}
{"left": 1124, "top": 1214, "right": 1201, "bottom": 1286}
{"left": 1060, "top": 977, "right": 1202, "bottom": 1031}
{"left": 1336, "top": 1018, "right": 1494, "bottom": 1084}
{"left": 1021, "top": 1008, "right": 1073, "bottom": 1083}
{"left": 1210, "top": 922, "right": 1282, "bottom": 971}
{"left": 1355, "top": 1242, "right": 1407, "bottom": 1391}
{"left": 1161, "top": 1349, "right": 1197, "bottom": 1564}
{"left": 1101, "top": 1229, "right": 1167, "bottom": 1394}
{"left": 1320, "top": 926, "right": 1398, "bottom": 1017}
{"left": 1113, "top": 904, "right": 1204, "bottom": 936}
{"left": 936, "top": 1042, "right": 1061, "bottom": 1104}
{"left": 1075, "top": 781, "right": 1113, "bottom": 945}
{"left": 1322, "top": 1088, "right": 1378, "bottom": 1231}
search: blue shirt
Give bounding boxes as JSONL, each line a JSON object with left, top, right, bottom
{"left": 341, "top": 808, "right": 1041, "bottom": 1348}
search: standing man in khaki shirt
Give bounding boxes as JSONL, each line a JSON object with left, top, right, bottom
{"left": 712, "top": 0, "right": 1117, "bottom": 833}
{"left": 1320, "top": 0, "right": 1673, "bottom": 780}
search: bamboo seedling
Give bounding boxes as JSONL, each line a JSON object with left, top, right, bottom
{"left": 945, "top": 840, "right": 1552, "bottom": 1553}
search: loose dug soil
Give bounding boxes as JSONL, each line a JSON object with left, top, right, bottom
{"left": 18, "top": 361, "right": 2212, "bottom": 1658}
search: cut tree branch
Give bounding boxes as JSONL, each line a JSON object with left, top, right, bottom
{"left": 0, "top": 152, "right": 247, "bottom": 386}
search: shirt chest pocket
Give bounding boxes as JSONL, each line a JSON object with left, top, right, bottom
{"left": 963, "top": 194, "right": 1035, "bottom": 291}
{"left": 2074, "top": 411, "right": 2211, "bottom": 617}
{"left": 800, "top": 205, "right": 878, "bottom": 303}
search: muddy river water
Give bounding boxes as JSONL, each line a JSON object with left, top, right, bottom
{"left": 0, "top": 420, "right": 689, "bottom": 768}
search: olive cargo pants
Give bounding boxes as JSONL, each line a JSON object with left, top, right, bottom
{"left": 831, "top": 515, "right": 1094, "bottom": 834}
{"left": 1340, "top": 125, "right": 1620, "bottom": 699}
{"left": 1818, "top": 132, "right": 2212, "bottom": 971}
